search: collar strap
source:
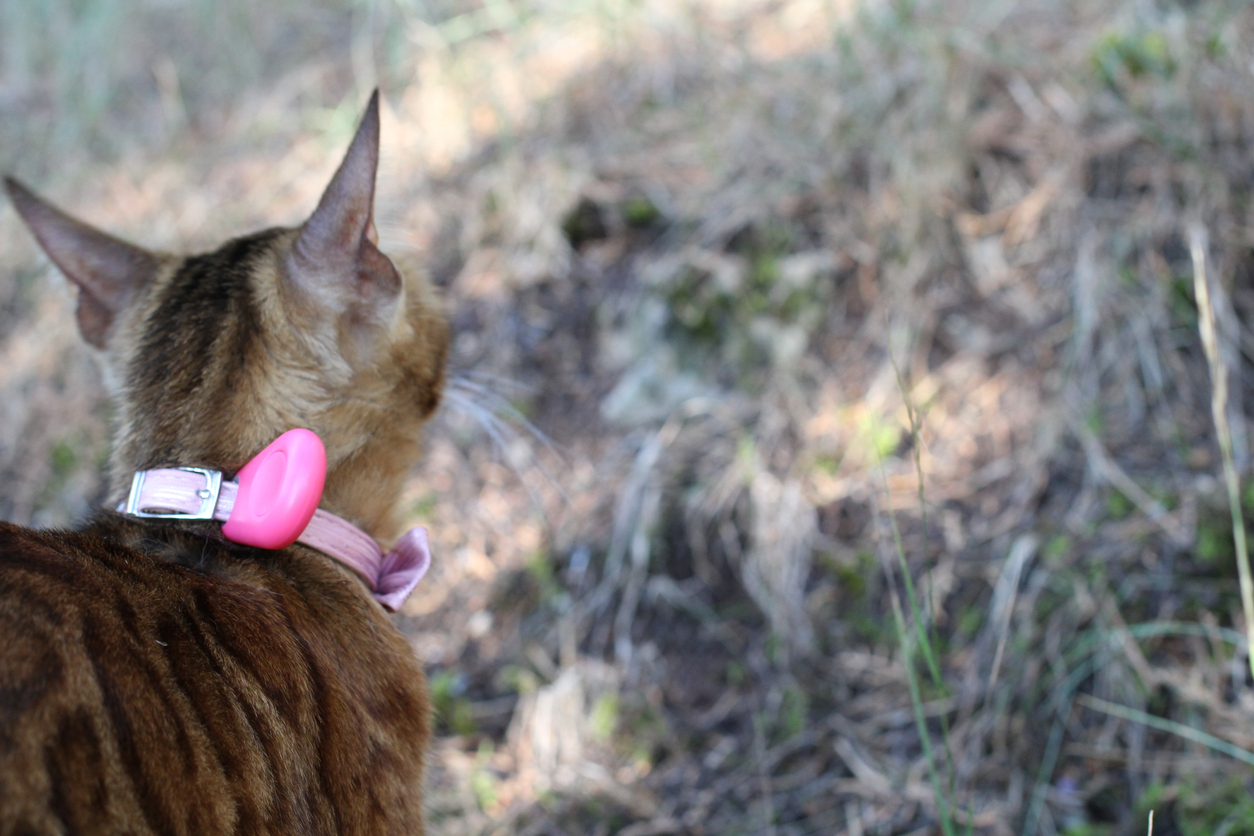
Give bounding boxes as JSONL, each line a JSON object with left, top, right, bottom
{"left": 122, "top": 465, "right": 430, "bottom": 612}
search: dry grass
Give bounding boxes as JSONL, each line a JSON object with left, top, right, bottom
{"left": 4, "top": 0, "right": 1254, "bottom": 833}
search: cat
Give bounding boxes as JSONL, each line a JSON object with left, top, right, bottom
{"left": 0, "top": 91, "right": 448, "bottom": 834}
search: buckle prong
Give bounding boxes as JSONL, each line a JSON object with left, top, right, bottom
{"left": 125, "top": 467, "right": 222, "bottom": 519}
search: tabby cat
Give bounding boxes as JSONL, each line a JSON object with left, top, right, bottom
{"left": 0, "top": 92, "right": 448, "bottom": 834}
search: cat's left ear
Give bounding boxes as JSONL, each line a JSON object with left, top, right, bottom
{"left": 285, "top": 90, "right": 401, "bottom": 341}
{"left": 4, "top": 177, "right": 159, "bottom": 349}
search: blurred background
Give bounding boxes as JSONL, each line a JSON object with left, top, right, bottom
{"left": 3, "top": 0, "right": 1254, "bottom": 833}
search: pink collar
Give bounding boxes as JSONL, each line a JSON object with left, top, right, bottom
{"left": 120, "top": 464, "right": 430, "bottom": 612}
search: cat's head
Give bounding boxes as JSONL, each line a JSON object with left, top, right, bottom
{"left": 4, "top": 92, "right": 449, "bottom": 538}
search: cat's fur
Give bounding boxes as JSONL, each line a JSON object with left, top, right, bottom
{"left": 0, "top": 92, "right": 447, "bottom": 834}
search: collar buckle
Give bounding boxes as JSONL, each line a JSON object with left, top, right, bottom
{"left": 125, "top": 467, "right": 222, "bottom": 519}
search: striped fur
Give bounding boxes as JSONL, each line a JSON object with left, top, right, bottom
{"left": 0, "top": 93, "right": 446, "bottom": 834}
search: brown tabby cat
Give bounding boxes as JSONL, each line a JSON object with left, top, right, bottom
{"left": 0, "top": 92, "right": 448, "bottom": 834}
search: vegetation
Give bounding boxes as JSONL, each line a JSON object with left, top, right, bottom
{"left": 4, "top": 0, "right": 1254, "bottom": 832}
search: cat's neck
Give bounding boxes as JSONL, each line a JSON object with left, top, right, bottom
{"left": 320, "top": 456, "right": 415, "bottom": 545}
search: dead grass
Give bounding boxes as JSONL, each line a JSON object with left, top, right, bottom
{"left": 5, "top": 0, "right": 1254, "bottom": 833}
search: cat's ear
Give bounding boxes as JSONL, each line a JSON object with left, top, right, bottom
{"left": 286, "top": 90, "right": 401, "bottom": 338}
{"left": 4, "top": 177, "right": 158, "bottom": 349}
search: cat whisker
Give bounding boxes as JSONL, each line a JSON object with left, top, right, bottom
{"left": 445, "top": 372, "right": 561, "bottom": 456}
{"left": 440, "top": 374, "right": 568, "bottom": 507}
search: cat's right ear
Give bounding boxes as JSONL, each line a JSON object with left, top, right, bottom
{"left": 4, "top": 177, "right": 158, "bottom": 349}
{"left": 284, "top": 91, "right": 402, "bottom": 358}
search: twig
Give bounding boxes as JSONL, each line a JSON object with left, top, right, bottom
{"left": 1190, "top": 222, "right": 1254, "bottom": 681}
{"left": 753, "top": 713, "right": 779, "bottom": 836}
{"left": 985, "top": 534, "right": 1036, "bottom": 700}
{"left": 833, "top": 738, "right": 894, "bottom": 797}
{"left": 1072, "top": 420, "right": 1189, "bottom": 547}
{"left": 1022, "top": 708, "right": 1069, "bottom": 836}
{"left": 875, "top": 502, "right": 956, "bottom": 836}
{"left": 1078, "top": 694, "right": 1254, "bottom": 767}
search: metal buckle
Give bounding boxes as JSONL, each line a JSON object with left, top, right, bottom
{"left": 125, "top": 467, "right": 223, "bottom": 519}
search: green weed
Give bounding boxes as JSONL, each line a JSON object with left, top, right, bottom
{"left": 859, "top": 412, "right": 904, "bottom": 462}
{"left": 470, "top": 740, "right": 498, "bottom": 811}
{"left": 48, "top": 440, "right": 76, "bottom": 481}
{"left": 1158, "top": 776, "right": 1254, "bottom": 836}
{"left": 589, "top": 693, "right": 619, "bottom": 742}
{"left": 654, "top": 219, "right": 832, "bottom": 383}
{"left": 1043, "top": 534, "right": 1072, "bottom": 563}
{"left": 811, "top": 452, "right": 841, "bottom": 476}
{"left": 526, "top": 551, "right": 563, "bottom": 605}
{"left": 410, "top": 490, "right": 439, "bottom": 518}
{"left": 775, "top": 686, "right": 808, "bottom": 743}
{"left": 430, "top": 670, "right": 477, "bottom": 736}
{"left": 1093, "top": 30, "right": 1176, "bottom": 88}
{"left": 1195, "top": 518, "right": 1233, "bottom": 565}
{"left": 1105, "top": 489, "right": 1134, "bottom": 519}
{"left": 621, "top": 195, "right": 661, "bottom": 228}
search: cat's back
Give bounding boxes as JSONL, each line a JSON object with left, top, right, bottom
{"left": 0, "top": 520, "right": 429, "bottom": 836}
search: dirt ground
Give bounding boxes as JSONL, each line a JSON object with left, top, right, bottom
{"left": 3, "top": 0, "right": 1254, "bottom": 833}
